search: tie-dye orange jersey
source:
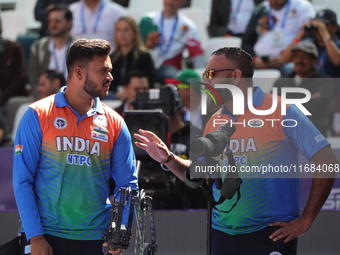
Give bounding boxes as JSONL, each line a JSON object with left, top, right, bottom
{"left": 13, "top": 89, "right": 138, "bottom": 240}
{"left": 203, "top": 87, "right": 329, "bottom": 235}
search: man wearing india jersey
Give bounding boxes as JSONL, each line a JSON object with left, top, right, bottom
{"left": 134, "top": 47, "right": 338, "bottom": 254}
{"left": 13, "top": 39, "right": 138, "bottom": 255}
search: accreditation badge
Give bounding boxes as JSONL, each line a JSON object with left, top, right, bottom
{"left": 272, "top": 31, "right": 283, "bottom": 47}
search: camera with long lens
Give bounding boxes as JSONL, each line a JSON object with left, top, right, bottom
{"left": 184, "top": 124, "right": 236, "bottom": 188}
{"left": 185, "top": 124, "right": 242, "bottom": 207}
{"left": 304, "top": 24, "right": 318, "bottom": 32}
{"left": 190, "top": 124, "right": 236, "bottom": 157}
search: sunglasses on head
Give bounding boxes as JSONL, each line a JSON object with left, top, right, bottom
{"left": 202, "top": 69, "right": 235, "bottom": 80}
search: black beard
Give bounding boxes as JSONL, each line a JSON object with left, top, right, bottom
{"left": 84, "top": 75, "right": 104, "bottom": 98}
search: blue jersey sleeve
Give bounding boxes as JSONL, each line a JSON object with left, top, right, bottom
{"left": 111, "top": 122, "right": 138, "bottom": 225}
{"left": 12, "top": 107, "right": 44, "bottom": 240}
{"left": 283, "top": 104, "right": 330, "bottom": 160}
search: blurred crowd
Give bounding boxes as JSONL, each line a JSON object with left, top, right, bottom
{"left": 1, "top": 0, "right": 340, "bottom": 208}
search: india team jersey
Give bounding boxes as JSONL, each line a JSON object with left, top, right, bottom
{"left": 204, "top": 87, "right": 329, "bottom": 235}
{"left": 13, "top": 89, "right": 138, "bottom": 240}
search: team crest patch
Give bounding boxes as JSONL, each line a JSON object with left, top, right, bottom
{"left": 54, "top": 117, "right": 67, "bottom": 129}
{"left": 15, "top": 144, "right": 23, "bottom": 155}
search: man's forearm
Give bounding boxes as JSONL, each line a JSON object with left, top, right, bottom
{"left": 161, "top": 154, "right": 191, "bottom": 181}
{"left": 301, "top": 177, "right": 335, "bottom": 223}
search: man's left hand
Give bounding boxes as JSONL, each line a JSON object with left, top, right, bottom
{"left": 103, "top": 242, "right": 123, "bottom": 254}
{"left": 269, "top": 217, "right": 312, "bottom": 243}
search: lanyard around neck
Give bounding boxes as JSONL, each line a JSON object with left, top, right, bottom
{"left": 159, "top": 12, "right": 178, "bottom": 55}
{"left": 268, "top": 0, "right": 291, "bottom": 31}
{"left": 231, "top": 0, "right": 243, "bottom": 16}
{"left": 81, "top": 1, "right": 105, "bottom": 34}
{"left": 51, "top": 39, "right": 72, "bottom": 74}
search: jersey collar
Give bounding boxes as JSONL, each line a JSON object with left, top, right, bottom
{"left": 55, "top": 86, "right": 104, "bottom": 114}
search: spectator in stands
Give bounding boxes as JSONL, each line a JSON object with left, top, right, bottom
{"left": 69, "top": 0, "right": 125, "bottom": 51}
{"left": 165, "top": 68, "right": 206, "bottom": 131}
{"left": 38, "top": 69, "right": 66, "bottom": 98}
{"left": 273, "top": 41, "right": 333, "bottom": 136}
{"left": 34, "top": 0, "right": 78, "bottom": 38}
{"left": 109, "top": 17, "right": 155, "bottom": 98}
{"left": 281, "top": 9, "right": 340, "bottom": 86}
{"left": 0, "top": 18, "right": 28, "bottom": 113}
{"left": 0, "top": 111, "right": 12, "bottom": 147}
{"left": 114, "top": 69, "right": 149, "bottom": 116}
{"left": 139, "top": 0, "right": 205, "bottom": 84}
{"left": 208, "top": 0, "right": 264, "bottom": 37}
{"left": 29, "top": 5, "right": 74, "bottom": 100}
{"left": 241, "top": 0, "right": 314, "bottom": 75}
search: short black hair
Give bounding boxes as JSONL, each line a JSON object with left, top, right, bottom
{"left": 41, "top": 69, "right": 66, "bottom": 88}
{"left": 212, "top": 47, "right": 254, "bottom": 78}
{"left": 66, "top": 38, "right": 111, "bottom": 77}
{"left": 48, "top": 4, "right": 73, "bottom": 21}
{"left": 123, "top": 69, "right": 148, "bottom": 87}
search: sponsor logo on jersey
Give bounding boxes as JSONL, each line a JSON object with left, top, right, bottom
{"left": 314, "top": 134, "right": 325, "bottom": 143}
{"left": 93, "top": 114, "right": 108, "bottom": 127}
{"left": 91, "top": 131, "right": 108, "bottom": 142}
{"left": 54, "top": 117, "right": 67, "bottom": 129}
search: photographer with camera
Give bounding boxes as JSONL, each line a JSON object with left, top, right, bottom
{"left": 282, "top": 9, "right": 340, "bottom": 81}
{"left": 134, "top": 47, "right": 338, "bottom": 255}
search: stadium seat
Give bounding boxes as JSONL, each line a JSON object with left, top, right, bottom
{"left": 14, "top": 0, "right": 40, "bottom": 30}
{"left": 128, "top": 0, "right": 163, "bottom": 14}
{"left": 178, "top": 8, "right": 209, "bottom": 49}
{"left": 16, "top": 33, "right": 39, "bottom": 64}
{"left": 189, "top": 0, "right": 212, "bottom": 25}
{"left": 253, "top": 69, "right": 281, "bottom": 93}
{"left": 10, "top": 101, "right": 31, "bottom": 141}
{"left": 204, "top": 37, "right": 242, "bottom": 62}
{"left": 1, "top": 10, "right": 26, "bottom": 41}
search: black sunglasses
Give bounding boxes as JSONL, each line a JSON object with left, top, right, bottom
{"left": 202, "top": 69, "right": 235, "bottom": 80}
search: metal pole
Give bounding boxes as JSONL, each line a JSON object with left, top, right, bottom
{"left": 207, "top": 179, "right": 212, "bottom": 255}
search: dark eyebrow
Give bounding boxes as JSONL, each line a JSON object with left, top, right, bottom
{"left": 100, "top": 66, "right": 112, "bottom": 72}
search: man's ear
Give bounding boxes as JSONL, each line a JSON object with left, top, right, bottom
{"left": 75, "top": 66, "right": 84, "bottom": 80}
{"left": 232, "top": 69, "right": 243, "bottom": 85}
